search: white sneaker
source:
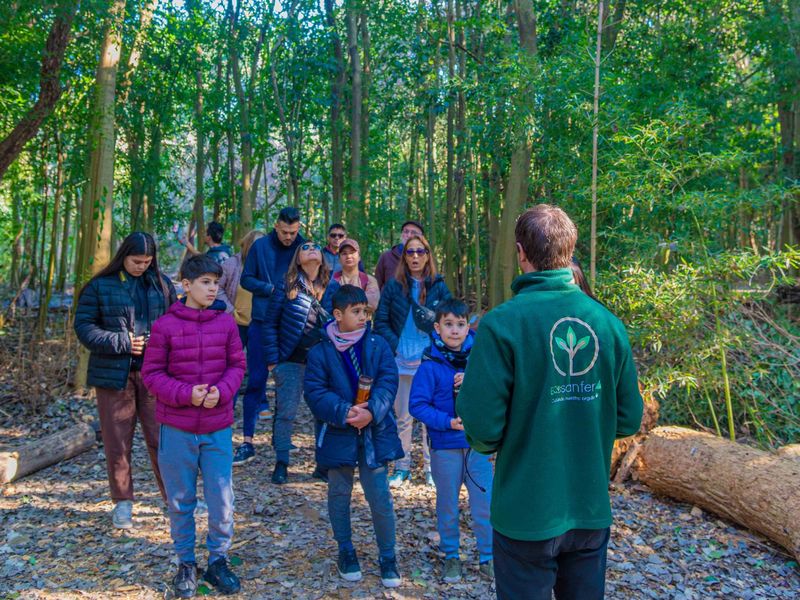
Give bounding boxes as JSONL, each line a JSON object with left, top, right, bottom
{"left": 112, "top": 500, "right": 133, "bottom": 529}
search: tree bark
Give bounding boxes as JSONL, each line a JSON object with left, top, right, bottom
{"left": 324, "top": 0, "right": 345, "bottom": 221}
{"left": 0, "top": 0, "right": 78, "bottom": 181}
{"left": 38, "top": 130, "right": 64, "bottom": 336}
{"left": 346, "top": 0, "right": 363, "bottom": 230}
{"left": 360, "top": 6, "right": 371, "bottom": 213}
{"left": 188, "top": 0, "right": 206, "bottom": 249}
{"left": 56, "top": 190, "right": 71, "bottom": 293}
{"left": 637, "top": 426, "right": 800, "bottom": 561}
{"left": 490, "top": 0, "right": 537, "bottom": 305}
{"left": 590, "top": 0, "right": 603, "bottom": 287}
{"left": 0, "top": 423, "right": 96, "bottom": 484}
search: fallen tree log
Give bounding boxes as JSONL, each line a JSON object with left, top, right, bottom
{"left": 610, "top": 390, "right": 659, "bottom": 482}
{"left": 637, "top": 426, "right": 800, "bottom": 561}
{"left": 0, "top": 422, "right": 96, "bottom": 484}
{"left": 777, "top": 444, "right": 800, "bottom": 461}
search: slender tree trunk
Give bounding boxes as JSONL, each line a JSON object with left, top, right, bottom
{"left": 0, "top": 0, "right": 78, "bottom": 181}
{"left": 455, "top": 0, "right": 469, "bottom": 298}
{"left": 76, "top": 0, "right": 126, "bottom": 291}
{"left": 38, "top": 130, "right": 64, "bottom": 336}
{"left": 190, "top": 0, "right": 206, "bottom": 250}
{"left": 10, "top": 185, "right": 23, "bottom": 289}
{"left": 406, "top": 114, "right": 420, "bottom": 218}
{"left": 346, "top": 0, "right": 363, "bottom": 230}
{"left": 324, "top": 0, "right": 345, "bottom": 221}
{"left": 141, "top": 119, "right": 161, "bottom": 232}
{"left": 490, "top": 0, "right": 537, "bottom": 304}
{"left": 590, "top": 0, "right": 603, "bottom": 286}
{"left": 361, "top": 6, "right": 371, "bottom": 213}
{"left": 425, "top": 0, "right": 442, "bottom": 248}
{"left": 444, "top": 0, "right": 457, "bottom": 290}
{"left": 57, "top": 190, "right": 71, "bottom": 293}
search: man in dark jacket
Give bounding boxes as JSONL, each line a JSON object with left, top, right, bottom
{"left": 457, "top": 205, "right": 644, "bottom": 600}
{"left": 234, "top": 207, "right": 305, "bottom": 464}
{"left": 374, "top": 220, "right": 424, "bottom": 289}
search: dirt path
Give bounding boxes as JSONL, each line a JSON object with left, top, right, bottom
{"left": 1, "top": 398, "right": 798, "bottom": 599}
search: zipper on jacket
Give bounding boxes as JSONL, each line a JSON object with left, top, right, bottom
{"left": 317, "top": 423, "right": 327, "bottom": 448}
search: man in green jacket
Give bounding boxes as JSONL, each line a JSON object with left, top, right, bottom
{"left": 457, "top": 204, "right": 643, "bottom": 600}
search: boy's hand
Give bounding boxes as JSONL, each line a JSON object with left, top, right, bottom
{"left": 453, "top": 373, "right": 464, "bottom": 389}
{"left": 129, "top": 333, "right": 146, "bottom": 356}
{"left": 203, "top": 386, "right": 220, "bottom": 408}
{"left": 346, "top": 406, "right": 373, "bottom": 430}
{"left": 346, "top": 407, "right": 359, "bottom": 421}
{"left": 450, "top": 417, "right": 464, "bottom": 431}
{"left": 191, "top": 384, "right": 209, "bottom": 406}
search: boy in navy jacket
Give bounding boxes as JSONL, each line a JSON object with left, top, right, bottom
{"left": 304, "top": 285, "right": 404, "bottom": 588}
{"left": 409, "top": 299, "right": 494, "bottom": 583}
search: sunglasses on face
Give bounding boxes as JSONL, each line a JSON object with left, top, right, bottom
{"left": 329, "top": 233, "right": 346, "bottom": 239}
{"left": 405, "top": 248, "right": 429, "bottom": 256}
{"left": 301, "top": 243, "right": 322, "bottom": 251}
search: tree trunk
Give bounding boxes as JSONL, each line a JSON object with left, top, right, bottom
{"left": 590, "top": 0, "right": 603, "bottom": 286}
{"left": 490, "top": 0, "right": 537, "bottom": 305}
{"left": 346, "top": 0, "right": 363, "bottom": 230}
{"left": 637, "top": 426, "right": 800, "bottom": 561}
{"left": 360, "top": 6, "right": 371, "bottom": 213}
{"left": 0, "top": 423, "right": 96, "bottom": 484}
{"left": 190, "top": 0, "right": 206, "bottom": 250}
{"left": 444, "top": 0, "right": 457, "bottom": 290}
{"left": 324, "top": 0, "right": 345, "bottom": 221}
{"left": 56, "top": 190, "right": 71, "bottom": 293}
{"left": 10, "top": 184, "right": 23, "bottom": 289}
{"left": 38, "top": 130, "right": 64, "bottom": 336}
{"left": 601, "top": 0, "right": 625, "bottom": 51}
{"left": 76, "top": 0, "right": 126, "bottom": 290}
{"left": 0, "top": 0, "right": 78, "bottom": 181}
{"left": 141, "top": 119, "right": 161, "bottom": 232}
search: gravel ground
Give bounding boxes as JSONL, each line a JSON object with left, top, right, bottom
{"left": 1, "top": 396, "right": 798, "bottom": 599}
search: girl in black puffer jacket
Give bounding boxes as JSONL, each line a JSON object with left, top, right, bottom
{"left": 263, "top": 241, "right": 339, "bottom": 484}
{"left": 373, "top": 235, "right": 451, "bottom": 487}
{"left": 73, "top": 232, "right": 176, "bottom": 529}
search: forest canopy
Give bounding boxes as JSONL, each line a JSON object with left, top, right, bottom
{"left": 0, "top": 0, "right": 798, "bottom": 445}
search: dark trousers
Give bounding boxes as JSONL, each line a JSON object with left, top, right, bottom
{"left": 96, "top": 371, "right": 166, "bottom": 502}
{"left": 242, "top": 320, "right": 268, "bottom": 438}
{"left": 493, "top": 527, "right": 610, "bottom": 600}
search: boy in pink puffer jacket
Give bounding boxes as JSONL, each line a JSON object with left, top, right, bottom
{"left": 143, "top": 254, "right": 245, "bottom": 599}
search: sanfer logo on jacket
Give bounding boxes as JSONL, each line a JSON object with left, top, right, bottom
{"left": 549, "top": 317, "right": 599, "bottom": 377}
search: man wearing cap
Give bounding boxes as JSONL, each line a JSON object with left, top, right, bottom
{"left": 333, "top": 238, "right": 380, "bottom": 310}
{"left": 374, "top": 220, "right": 425, "bottom": 289}
{"left": 323, "top": 223, "right": 365, "bottom": 274}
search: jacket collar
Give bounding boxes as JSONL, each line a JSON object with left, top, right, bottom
{"left": 269, "top": 229, "right": 306, "bottom": 252}
{"left": 510, "top": 268, "right": 576, "bottom": 295}
{"left": 168, "top": 297, "right": 227, "bottom": 321}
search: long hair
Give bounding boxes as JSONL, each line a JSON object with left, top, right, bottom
{"left": 571, "top": 258, "right": 596, "bottom": 300}
{"left": 285, "top": 242, "right": 330, "bottom": 301}
{"left": 239, "top": 229, "right": 265, "bottom": 262}
{"left": 394, "top": 234, "right": 437, "bottom": 305}
{"left": 79, "top": 232, "right": 168, "bottom": 300}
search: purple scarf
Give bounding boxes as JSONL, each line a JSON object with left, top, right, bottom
{"left": 326, "top": 321, "right": 366, "bottom": 352}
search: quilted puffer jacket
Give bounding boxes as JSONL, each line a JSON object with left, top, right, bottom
{"left": 74, "top": 270, "right": 177, "bottom": 390}
{"left": 141, "top": 299, "right": 246, "bottom": 434}
{"left": 263, "top": 276, "right": 339, "bottom": 365}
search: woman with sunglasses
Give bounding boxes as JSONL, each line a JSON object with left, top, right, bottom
{"left": 374, "top": 235, "right": 451, "bottom": 487}
{"left": 263, "top": 241, "right": 339, "bottom": 484}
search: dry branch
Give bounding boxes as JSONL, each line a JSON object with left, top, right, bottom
{"left": 0, "top": 422, "right": 96, "bottom": 483}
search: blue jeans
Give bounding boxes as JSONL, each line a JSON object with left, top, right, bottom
{"left": 494, "top": 527, "right": 611, "bottom": 600}
{"left": 272, "top": 361, "right": 305, "bottom": 464}
{"left": 327, "top": 441, "right": 396, "bottom": 559}
{"left": 242, "top": 320, "right": 268, "bottom": 439}
{"left": 158, "top": 424, "right": 235, "bottom": 565}
{"left": 430, "top": 448, "right": 493, "bottom": 562}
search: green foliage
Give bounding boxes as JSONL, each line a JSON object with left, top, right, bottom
{"left": 600, "top": 248, "right": 800, "bottom": 447}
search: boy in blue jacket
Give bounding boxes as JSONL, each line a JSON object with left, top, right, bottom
{"left": 409, "top": 298, "right": 493, "bottom": 584}
{"left": 304, "top": 285, "right": 404, "bottom": 588}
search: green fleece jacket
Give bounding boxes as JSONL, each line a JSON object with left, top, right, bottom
{"left": 457, "top": 268, "right": 643, "bottom": 541}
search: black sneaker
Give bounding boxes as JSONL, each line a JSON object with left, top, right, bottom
{"left": 232, "top": 443, "right": 255, "bottom": 466}
{"left": 337, "top": 548, "right": 362, "bottom": 582}
{"left": 172, "top": 561, "right": 197, "bottom": 598}
{"left": 311, "top": 466, "right": 328, "bottom": 482}
{"left": 203, "top": 557, "right": 241, "bottom": 595}
{"left": 271, "top": 461, "right": 288, "bottom": 484}
{"left": 379, "top": 556, "right": 402, "bottom": 588}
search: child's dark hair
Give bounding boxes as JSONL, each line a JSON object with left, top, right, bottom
{"left": 332, "top": 284, "right": 368, "bottom": 312}
{"left": 436, "top": 298, "right": 469, "bottom": 322}
{"left": 180, "top": 254, "right": 223, "bottom": 281}
{"left": 571, "top": 258, "right": 596, "bottom": 300}
{"left": 206, "top": 220, "right": 224, "bottom": 243}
